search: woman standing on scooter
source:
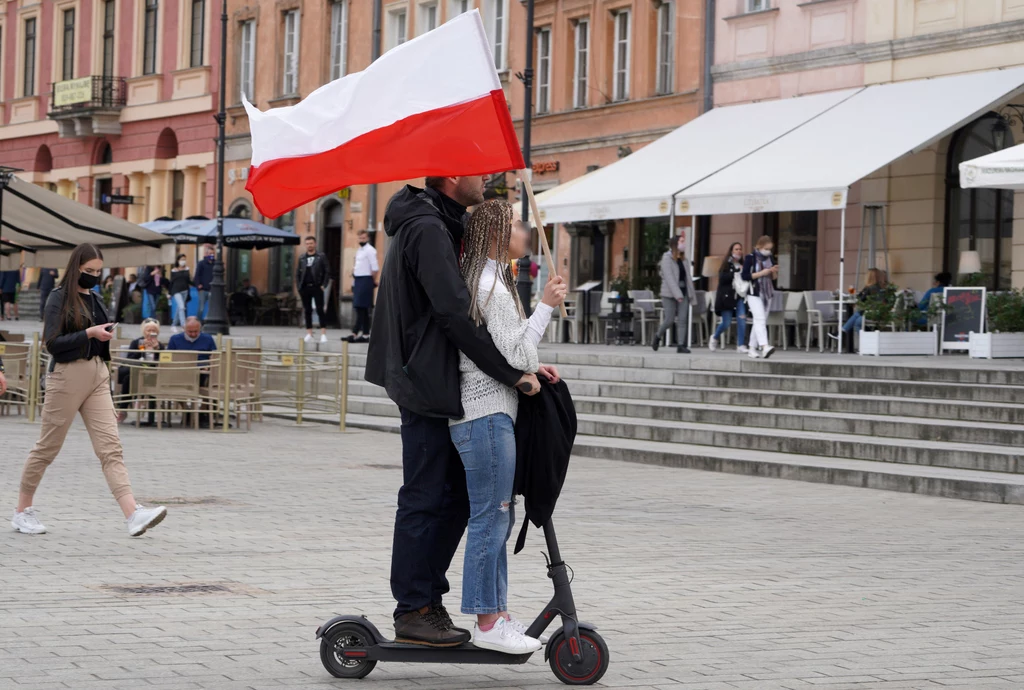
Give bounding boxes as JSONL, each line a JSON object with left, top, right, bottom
{"left": 11, "top": 244, "right": 167, "bottom": 537}
{"left": 451, "top": 200, "right": 567, "bottom": 654}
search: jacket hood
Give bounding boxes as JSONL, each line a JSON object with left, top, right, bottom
{"left": 383, "top": 185, "right": 467, "bottom": 238}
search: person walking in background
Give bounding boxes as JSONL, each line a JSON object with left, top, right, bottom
{"left": 169, "top": 254, "right": 191, "bottom": 334}
{"left": 842, "top": 268, "right": 887, "bottom": 335}
{"left": 38, "top": 268, "right": 59, "bottom": 321}
{"left": 710, "top": 242, "right": 748, "bottom": 354}
{"left": 652, "top": 235, "right": 696, "bottom": 354}
{"left": 348, "top": 229, "right": 379, "bottom": 343}
{"left": 0, "top": 268, "right": 19, "bottom": 321}
{"left": 741, "top": 235, "right": 779, "bottom": 360}
{"left": 144, "top": 266, "right": 166, "bottom": 319}
{"left": 193, "top": 245, "right": 215, "bottom": 320}
{"left": 11, "top": 244, "right": 168, "bottom": 537}
{"left": 296, "top": 236, "right": 330, "bottom": 344}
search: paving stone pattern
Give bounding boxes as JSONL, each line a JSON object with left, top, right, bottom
{"left": 1, "top": 418, "right": 1023, "bottom": 689}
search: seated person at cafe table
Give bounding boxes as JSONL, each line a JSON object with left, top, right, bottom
{"left": 842, "top": 268, "right": 887, "bottom": 334}
{"left": 116, "top": 318, "right": 163, "bottom": 425}
{"left": 168, "top": 317, "right": 218, "bottom": 427}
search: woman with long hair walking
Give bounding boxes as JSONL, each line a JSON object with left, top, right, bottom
{"left": 11, "top": 244, "right": 168, "bottom": 537}
{"left": 709, "top": 242, "right": 749, "bottom": 353}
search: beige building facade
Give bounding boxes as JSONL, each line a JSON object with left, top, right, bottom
{"left": 709, "top": 0, "right": 1024, "bottom": 293}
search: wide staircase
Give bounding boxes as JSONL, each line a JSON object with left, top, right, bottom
{"left": 335, "top": 349, "right": 1024, "bottom": 504}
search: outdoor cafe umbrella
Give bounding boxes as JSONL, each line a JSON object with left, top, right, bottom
{"left": 143, "top": 217, "right": 301, "bottom": 250}
{"left": 959, "top": 141, "right": 1024, "bottom": 190}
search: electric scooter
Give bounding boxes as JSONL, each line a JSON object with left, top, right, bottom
{"left": 316, "top": 518, "right": 610, "bottom": 685}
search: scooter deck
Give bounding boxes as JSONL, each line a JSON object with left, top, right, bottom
{"left": 361, "top": 641, "right": 534, "bottom": 665}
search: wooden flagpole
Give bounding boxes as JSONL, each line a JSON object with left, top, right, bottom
{"left": 519, "top": 170, "right": 568, "bottom": 319}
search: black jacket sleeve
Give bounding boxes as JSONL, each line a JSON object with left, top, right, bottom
{"left": 741, "top": 254, "right": 757, "bottom": 283}
{"left": 319, "top": 254, "right": 330, "bottom": 288}
{"left": 405, "top": 220, "right": 522, "bottom": 388}
{"left": 43, "top": 291, "right": 89, "bottom": 358}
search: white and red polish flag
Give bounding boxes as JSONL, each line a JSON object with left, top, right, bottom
{"left": 244, "top": 10, "right": 525, "bottom": 218}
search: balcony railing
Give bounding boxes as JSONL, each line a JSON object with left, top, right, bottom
{"left": 48, "top": 76, "right": 127, "bottom": 115}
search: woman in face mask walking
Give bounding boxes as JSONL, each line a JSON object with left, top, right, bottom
{"left": 710, "top": 242, "right": 749, "bottom": 353}
{"left": 740, "top": 235, "right": 780, "bottom": 360}
{"left": 11, "top": 244, "right": 168, "bottom": 537}
{"left": 170, "top": 254, "right": 191, "bottom": 333}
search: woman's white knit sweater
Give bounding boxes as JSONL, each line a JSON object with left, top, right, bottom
{"left": 453, "top": 259, "right": 553, "bottom": 425}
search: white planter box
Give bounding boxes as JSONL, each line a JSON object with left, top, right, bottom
{"left": 968, "top": 332, "right": 1024, "bottom": 359}
{"left": 858, "top": 331, "right": 938, "bottom": 356}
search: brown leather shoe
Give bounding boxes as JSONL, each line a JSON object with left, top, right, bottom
{"left": 394, "top": 606, "right": 470, "bottom": 647}
{"left": 431, "top": 604, "right": 471, "bottom": 637}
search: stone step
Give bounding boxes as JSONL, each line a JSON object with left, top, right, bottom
{"left": 572, "top": 414, "right": 1022, "bottom": 474}
{"left": 269, "top": 409, "right": 1024, "bottom": 505}
{"left": 572, "top": 396, "right": 1024, "bottom": 448}
{"left": 570, "top": 436, "right": 1024, "bottom": 505}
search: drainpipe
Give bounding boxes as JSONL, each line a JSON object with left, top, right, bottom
{"left": 697, "top": 0, "right": 715, "bottom": 289}
{"left": 367, "top": 0, "right": 382, "bottom": 242}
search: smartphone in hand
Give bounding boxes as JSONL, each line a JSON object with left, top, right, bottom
{"left": 105, "top": 323, "right": 119, "bottom": 333}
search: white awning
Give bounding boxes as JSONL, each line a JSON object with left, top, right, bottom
{"left": 959, "top": 142, "right": 1024, "bottom": 190}
{"left": 537, "top": 88, "right": 862, "bottom": 224}
{"left": 0, "top": 177, "right": 177, "bottom": 270}
{"left": 677, "top": 67, "right": 1024, "bottom": 215}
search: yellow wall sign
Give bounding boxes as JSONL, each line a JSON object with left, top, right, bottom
{"left": 281, "top": 355, "right": 294, "bottom": 366}
{"left": 53, "top": 77, "right": 93, "bottom": 107}
{"left": 0, "top": 344, "right": 6, "bottom": 355}
{"left": 159, "top": 352, "right": 173, "bottom": 363}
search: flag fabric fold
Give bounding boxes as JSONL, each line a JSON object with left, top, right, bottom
{"left": 244, "top": 10, "right": 525, "bottom": 218}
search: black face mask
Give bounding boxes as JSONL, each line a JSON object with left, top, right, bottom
{"left": 359, "top": 241, "right": 367, "bottom": 247}
{"left": 78, "top": 273, "right": 100, "bottom": 290}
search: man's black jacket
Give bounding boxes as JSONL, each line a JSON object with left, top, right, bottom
{"left": 365, "top": 185, "right": 521, "bottom": 419}
{"left": 295, "top": 251, "right": 330, "bottom": 289}
{"left": 513, "top": 378, "right": 577, "bottom": 554}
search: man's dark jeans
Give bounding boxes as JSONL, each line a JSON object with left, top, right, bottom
{"left": 392, "top": 406, "right": 470, "bottom": 619}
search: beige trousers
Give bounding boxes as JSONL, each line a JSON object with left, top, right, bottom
{"left": 20, "top": 357, "right": 133, "bottom": 500}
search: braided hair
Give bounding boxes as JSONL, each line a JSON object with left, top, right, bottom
{"left": 461, "top": 199, "right": 524, "bottom": 324}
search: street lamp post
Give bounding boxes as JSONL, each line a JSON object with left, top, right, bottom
{"left": 204, "top": 0, "right": 231, "bottom": 335}
{"left": 516, "top": 0, "right": 535, "bottom": 317}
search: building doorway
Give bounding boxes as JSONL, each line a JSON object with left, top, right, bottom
{"left": 321, "top": 201, "right": 344, "bottom": 328}
{"left": 96, "top": 178, "right": 113, "bottom": 213}
{"left": 569, "top": 223, "right": 607, "bottom": 289}
{"left": 637, "top": 218, "right": 669, "bottom": 293}
{"left": 765, "top": 211, "right": 818, "bottom": 291}
{"left": 945, "top": 113, "right": 1015, "bottom": 290}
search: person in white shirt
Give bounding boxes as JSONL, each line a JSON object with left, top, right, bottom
{"left": 348, "top": 229, "right": 379, "bottom": 343}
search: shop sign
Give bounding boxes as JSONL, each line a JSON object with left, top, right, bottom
{"left": 227, "top": 167, "right": 250, "bottom": 184}
{"left": 101, "top": 194, "right": 134, "bottom": 205}
{"left": 532, "top": 161, "right": 559, "bottom": 174}
{"left": 53, "top": 77, "right": 93, "bottom": 107}
{"left": 336, "top": 188, "right": 351, "bottom": 199}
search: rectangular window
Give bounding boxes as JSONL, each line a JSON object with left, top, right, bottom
{"left": 419, "top": 2, "right": 437, "bottom": 35}
{"left": 103, "top": 0, "right": 116, "bottom": 78}
{"left": 449, "top": 0, "right": 469, "bottom": 18}
{"left": 486, "top": 0, "right": 506, "bottom": 70}
{"left": 62, "top": 9, "right": 76, "bottom": 81}
{"left": 190, "top": 0, "right": 205, "bottom": 67}
{"left": 747, "top": 0, "right": 767, "bottom": 11}
{"left": 330, "top": 1, "right": 347, "bottom": 80}
{"left": 655, "top": 2, "right": 673, "bottom": 95}
{"left": 23, "top": 18, "right": 36, "bottom": 97}
{"left": 387, "top": 9, "right": 407, "bottom": 49}
{"left": 239, "top": 19, "right": 256, "bottom": 99}
{"left": 573, "top": 19, "right": 588, "bottom": 109}
{"left": 536, "top": 27, "right": 551, "bottom": 115}
{"left": 143, "top": 0, "right": 158, "bottom": 75}
{"left": 612, "top": 10, "right": 630, "bottom": 102}
{"left": 282, "top": 9, "right": 300, "bottom": 94}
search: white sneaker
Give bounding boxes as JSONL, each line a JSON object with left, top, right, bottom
{"left": 747, "top": 348, "right": 760, "bottom": 359}
{"left": 761, "top": 345, "right": 776, "bottom": 360}
{"left": 708, "top": 338, "right": 719, "bottom": 352}
{"left": 126, "top": 504, "right": 167, "bottom": 537}
{"left": 472, "top": 617, "right": 542, "bottom": 655}
{"left": 304, "top": 334, "right": 314, "bottom": 343}
{"left": 12, "top": 507, "right": 46, "bottom": 534}
{"left": 319, "top": 334, "right": 328, "bottom": 344}
{"left": 507, "top": 615, "right": 550, "bottom": 644}
{"left": 737, "top": 345, "right": 749, "bottom": 354}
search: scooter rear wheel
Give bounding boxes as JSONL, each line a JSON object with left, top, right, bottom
{"left": 320, "top": 622, "right": 377, "bottom": 679}
{"left": 548, "top": 629, "right": 610, "bottom": 685}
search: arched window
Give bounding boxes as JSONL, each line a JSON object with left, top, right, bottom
{"left": 946, "top": 113, "right": 1015, "bottom": 290}
{"left": 228, "top": 199, "right": 253, "bottom": 219}
{"left": 96, "top": 141, "right": 113, "bottom": 165}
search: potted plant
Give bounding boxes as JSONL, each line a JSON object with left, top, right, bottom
{"left": 155, "top": 293, "right": 171, "bottom": 326}
{"left": 121, "top": 303, "right": 142, "bottom": 325}
{"left": 858, "top": 285, "right": 939, "bottom": 356}
{"left": 969, "top": 288, "right": 1024, "bottom": 358}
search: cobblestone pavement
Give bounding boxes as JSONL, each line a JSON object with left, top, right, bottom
{"left": 1, "top": 418, "right": 1023, "bottom": 690}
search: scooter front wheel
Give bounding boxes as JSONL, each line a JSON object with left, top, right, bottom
{"left": 548, "top": 629, "right": 610, "bottom": 685}
{"left": 320, "top": 622, "right": 377, "bottom": 679}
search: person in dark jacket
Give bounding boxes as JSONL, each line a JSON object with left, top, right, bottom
{"left": 193, "top": 245, "right": 215, "bottom": 319}
{"left": 145, "top": 266, "right": 167, "bottom": 312}
{"left": 11, "top": 243, "right": 167, "bottom": 538}
{"left": 365, "top": 176, "right": 543, "bottom": 648}
{"left": 709, "top": 242, "right": 748, "bottom": 353}
{"left": 296, "top": 236, "right": 330, "bottom": 343}
{"left": 38, "top": 268, "right": 59, "bottom": 321}
{"left": 0, "top": 269, "right": 20, "bottom": 320}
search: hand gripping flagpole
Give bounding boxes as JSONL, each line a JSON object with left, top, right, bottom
{"left": 519, "top": 170, "right": 568, "bottom": 320}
